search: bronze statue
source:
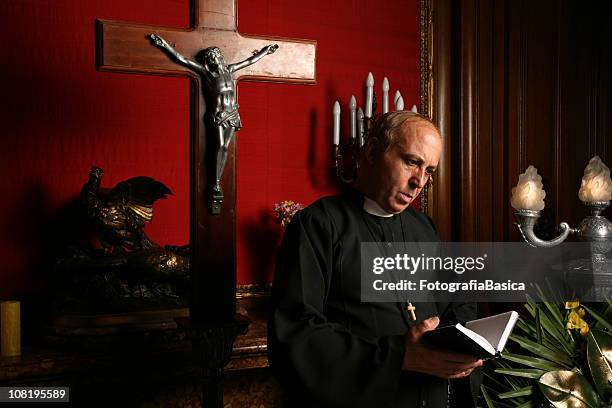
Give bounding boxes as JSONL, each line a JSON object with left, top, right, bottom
{"left": 149, "top": 34, "right": 278, "bottom": 213}
{"left": 53, "top": 167, "right": 190, "bottom": 312}
{"left": 80, "top": 166, "right": 172, "bottom": 253}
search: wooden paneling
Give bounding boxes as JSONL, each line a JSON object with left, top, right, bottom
{"left": 429, "top": 0, "right": 453, "bottom": 240}
{"left": 432, "top": 0, "right": 612, "bottom": 242}
{"left": 456, "top": 0, "right": 478, "bottom": 242}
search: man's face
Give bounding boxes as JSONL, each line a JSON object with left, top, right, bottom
{"left": 369, "top": 121, "right": 442, "bottom": 213}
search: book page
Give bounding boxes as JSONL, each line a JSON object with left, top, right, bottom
{"left": 455, "top": 324, "right": 497, "bottom": 356}
{"left": 465, "top": 311, "right": 519, "bottom": 352}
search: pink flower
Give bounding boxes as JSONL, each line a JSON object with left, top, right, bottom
{"left": 272, "top": 200, "right": 304, "bottom": 228}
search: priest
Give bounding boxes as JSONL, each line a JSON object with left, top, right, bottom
{"left": 268, "top": 111, "right": 481, "bottom": 407}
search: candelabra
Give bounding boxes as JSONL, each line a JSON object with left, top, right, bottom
{"left": 511, "top": 157, "right": 612, "bottom": 262}
{"left": 332, "top": 73, "right": 417, "bottom": 183}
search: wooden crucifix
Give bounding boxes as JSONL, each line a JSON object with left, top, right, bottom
{"left": 96, "top": 0, "right": 316, "bottom": 325}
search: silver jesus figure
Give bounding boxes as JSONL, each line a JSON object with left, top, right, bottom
{"left": 150, "top": 34, "right": 278, "bottom": 214}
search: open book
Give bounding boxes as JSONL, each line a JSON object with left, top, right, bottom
{"left": 422, "top": 311, "right": 519, "bottom": 359}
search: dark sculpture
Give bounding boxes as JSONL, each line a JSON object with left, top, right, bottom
{"left": 80, "top": 166, "right": 172, "bottom": 253}
{"left": 53, "top": 167, "right": 190, "bottom": 313}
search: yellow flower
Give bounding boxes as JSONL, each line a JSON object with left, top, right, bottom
{"left": 568, "top": 311, "right": 581, "bottom": 325}
{"left": 565, "top": 301, "right": 580, "bottom": 309}
{"left": 565, "top": 309, "right": 590, "bottom": 337}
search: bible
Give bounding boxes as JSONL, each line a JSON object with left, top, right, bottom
{"left": 422, "top": 311, "right": 519, "bottom": 359}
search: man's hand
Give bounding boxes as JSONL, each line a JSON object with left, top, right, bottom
{"left": 402, "top": 316, "right": 483, "bottom": 379}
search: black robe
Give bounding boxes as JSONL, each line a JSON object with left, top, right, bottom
{"left": 268, "top": 189, "right": 478, "bottom": 408}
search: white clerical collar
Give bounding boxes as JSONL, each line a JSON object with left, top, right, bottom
{"left": 363, "top": 196, "right": 396, "bottom": 218}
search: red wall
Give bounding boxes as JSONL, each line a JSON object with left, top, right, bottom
{"left": 0, "top": 0, "right": 420, "bottom": 297}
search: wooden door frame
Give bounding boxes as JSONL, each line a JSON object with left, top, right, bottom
{"left": 422, "top": 0, "right": 453, "bottom": 240}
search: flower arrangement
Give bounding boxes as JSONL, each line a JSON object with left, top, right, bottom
{"left": 272, "top": 200, "right": 304, "bottom": 228}
{"left": 481, "top": 298, "right": 612, "bottom": 408}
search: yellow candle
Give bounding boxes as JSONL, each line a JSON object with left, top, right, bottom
{"left": 1, "top": 301, "right": 21, "bottom": 357}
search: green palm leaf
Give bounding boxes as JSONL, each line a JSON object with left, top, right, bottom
{"left": 509, "top": 334, "right": 573, "bottom": 367}
{"left": 516, "top": 317, "right": 536, "bottom": 336}
{"left": 498, "top": 385, "right": 534, "bottom": 399}
{"left": 502, "top": 352, "right": 567, "bottom": 372}
{"left": 533, "top": 287, "right": 567, "bottom": 332}
{"left": 535, "top": 305, "right": 543, "bottom": 344}
{"left": 484, "top": 370, "right": 511, "bottom": 389}
{"left": 583, "top": 304, "right": 612, "bottom": 332}
{"left": 480, "top": 385, "right": 495, "bottom": 408}
{"left": 494, "top": 368, "right": 547, "bottom": 379}
{"left": 516, "top": 314, "right": 573, "bottom": 357}
{"left": 525, "top": 302, "right": 573, "bottom": 353}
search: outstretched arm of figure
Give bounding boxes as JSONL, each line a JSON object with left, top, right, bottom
{"left": 149, "top": 34, "right": 204, "bottom": 72}
{"left": 229, "top": 44, "right": 278, "bottom": 73}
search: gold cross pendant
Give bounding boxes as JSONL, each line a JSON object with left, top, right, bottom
{"left": 406, "top": 303, "right": 417, "bottom": 321}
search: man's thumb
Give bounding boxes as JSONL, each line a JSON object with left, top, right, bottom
{"left": 415, "top": 316, "right": 440, "bottom": 335}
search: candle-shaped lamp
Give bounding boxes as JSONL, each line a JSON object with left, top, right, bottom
{"left": 333, "top": 101, "right": 341, "bottom": 145}
{"left": 394, "top": 91, "right": 402, "bottom": 110}
{"left": 382, "top": 77, "right": 390, "bottom": 114}
{"left": 510, "top": 165, "right": 574, "bottom": 247}
{"left": 1, "top": 301, "right": 21, "bottom": 357}
{"left": 510, "top": 165, "right": 546, "bottom": 211}
{"left": 574, "top": 156, "right": 612, "bottom": 251}
{"left": 365, "top": 72, "right": 374, "bottom": 118}
{"left": 578, "top": 156, "right": 612, "bottom": 203}
{"left": 411, "top": 105, "right": 418, "bottom": 113}
{"left": 395, "top": 95, "right": 404, "bottom": 111}
{"left": 357, "top": 108, "right": 364, "bottom": 147}
{"left": 349, "top": 96, "right": 357, "bottom": 139}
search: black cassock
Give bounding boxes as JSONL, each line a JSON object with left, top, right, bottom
{"left": 268, "top": 189, "right": 479, "bottom": 408}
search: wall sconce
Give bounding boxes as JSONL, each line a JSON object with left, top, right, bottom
{"left": 511, "top": 157, "right": 612, "bottom": 261}
{"left": 332, "top": 73, "right": 417, "bottom": 184}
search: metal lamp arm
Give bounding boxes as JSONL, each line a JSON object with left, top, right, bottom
{"left": 514, "top": 210, "right": 575, "bottom": 248}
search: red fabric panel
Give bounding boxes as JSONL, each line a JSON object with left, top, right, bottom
{"left": 0, "top": 0, "right": 420, "bottom": 297}
{"left": 235, "top": 0, "right": 421, "bottom": 284}
{"left": 0, "top": 0, "right": 191, "bottom": 297}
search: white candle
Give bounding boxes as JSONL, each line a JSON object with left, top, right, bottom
{"left": 365, "top": 72, "right": 374, "bottom": 118}
{"left": 395, "top": 95, "right": 404, "bottom": 111}
{"left": 382, "top": 77, "right": 389, "bottom": 114}
{"left": 357, "top": 108, "right": 364, "bottom": 147}
{"left": 510, "top": 165, "right": 546, "bottom": 211}
{"left": 578, "top": 156, "right": 612, "bottom": 202}
{"left": 394, "top": 90, "right": 401, "bottom": 110}
{"left": 333, "top": 101, "right": 341, "bottom": 145}
{"left": 349, "top": 95, "right": 357, "bottom": 139}
{"left": 411, "top": 104, "right": 418, "bottom": 113}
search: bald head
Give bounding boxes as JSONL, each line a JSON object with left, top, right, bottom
{"left": 367, "top": 111, "right": 441, "bottom": 152}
